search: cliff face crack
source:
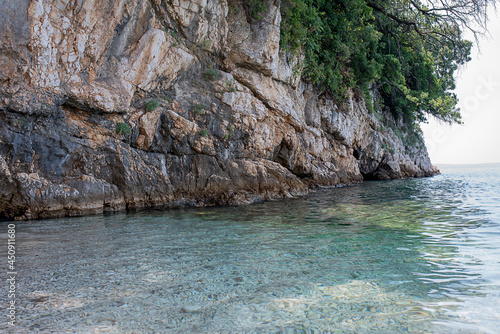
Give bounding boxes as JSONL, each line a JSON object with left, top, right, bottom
{"left": 149, "top": 0, "right": 177, "bottom": 33}
{"left": 230, "top": 69, "right": 303, "bottom": 131}
{"left": 353, "top": 147, "right": 361, "bottom": 160}
{"left": 231, "top": 71, "right": 276, "bottom": 113}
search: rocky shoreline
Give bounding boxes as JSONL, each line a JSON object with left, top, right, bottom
{"left": 0, "top": 0, "right": 438, "bottom": 220}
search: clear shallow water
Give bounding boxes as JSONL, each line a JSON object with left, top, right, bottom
{"left": 1, "top": 164, "right": 500, "bottom": 333}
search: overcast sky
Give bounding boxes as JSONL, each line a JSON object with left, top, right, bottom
{"left": 421, "top": 13, "right": 500, "bottom": 165}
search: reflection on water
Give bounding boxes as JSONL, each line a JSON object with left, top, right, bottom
{"left": 1, "top": 164, "right": 500, "bottom": 333}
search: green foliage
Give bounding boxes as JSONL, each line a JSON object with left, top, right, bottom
{"left": 370, "top": 1, "right": 470, "bottom": 125}
{"left": 280, "top": 0, "right": 475, "bottom": 125}
{"left": 200, "top": 129, "right": 208, "bottom": 137}
{"left": 226, "top": 79, "right": 237, "bottom": 93}
{"left": 250, "top": 0, "right": 266, "bottom": 19}
{"left": 168, "top": 30, "right": 182, "bottom": 45}
{"left": 202, "top": 68, "right": 220, "bottom": 81}
{"left": 402, "top": 124, "right": 425, "bottom": 149}
{"left": 145, "top": 99, "right": 159, "bottom": 112}
{"left": 17, "top": 117, "right": 26, "bottom": 128}
{"left": 281, "top": 0, "right": 381, "bottom": 100}
{"left": 116, "top": 122, "right": 131, "bottom": 136}
{"left": 382, "top": 143, "right": 395, "bottom": 155}
{"left": 193, "top": 103, "right": 207, "bottom": 115}
{"left": 198, "top": 40, "right": 212, "bottom": 51}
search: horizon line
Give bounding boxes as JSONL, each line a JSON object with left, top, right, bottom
{"left": 433, "top": 162, "right": 500, "bottom": 166}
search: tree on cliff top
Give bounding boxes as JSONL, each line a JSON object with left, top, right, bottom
{"left": 280, "top": 0, "right": 495, "bottom": 125}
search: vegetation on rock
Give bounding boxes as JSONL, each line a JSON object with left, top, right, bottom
{"left": 115, "top": 122, "right": 131, "bottom": 136}
{"left": 279, "top": 0, "right": 492, "bottom": 125}
{"left": 193, "top": 103, "right": 207, "bottom": 115}
{"left": 145, "top": 99, "right": 159, "bottom": 112}
{"left": 202, "top": 68, "right": 220, "bottom": 81}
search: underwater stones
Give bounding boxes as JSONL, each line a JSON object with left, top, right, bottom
{"left": 180, "top": 305, "right": 203, "bottom": 313}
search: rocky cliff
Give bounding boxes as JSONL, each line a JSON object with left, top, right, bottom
{"left": 0, "top": 0, "right": 438, "bottom": 220}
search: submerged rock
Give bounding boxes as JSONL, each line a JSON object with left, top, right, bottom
{"left": 0, "top": 0, "right": 438, "bottom": 220}
{"left": 180, "top": 305, "right": 203, "bottom": 313}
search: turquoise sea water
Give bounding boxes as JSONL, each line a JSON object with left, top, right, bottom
{"left": 1, "top": 164, "right": 500, "bottom": 333}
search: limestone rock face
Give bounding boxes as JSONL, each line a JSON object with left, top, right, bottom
{"left": 0, "top": 0, "right": 438, "bottom": 220}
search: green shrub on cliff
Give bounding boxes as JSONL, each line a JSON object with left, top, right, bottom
{"left": 116, "top": 122, "right": 131, "bottom": 136}
{"left": 226, "top": 79, "right": 237, "bottom": 93}
{"left": 279, "top": 0, "right": 486, "bottom": 125}
{"left": 203, "top": 68, "right": 220, "bottom": 81}
{"left": 193, "top": 103, "right": 207, "bottom": 115}
{"left": 145, "top": 99, "right": 159, "bottom": 112}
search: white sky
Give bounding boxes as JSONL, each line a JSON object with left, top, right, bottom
{"left": 421, "top": 13, "right": 500, "bottom": 165}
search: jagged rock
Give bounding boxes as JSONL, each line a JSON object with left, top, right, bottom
{"left": 136, "top": 109, "right": 163, "bottom": 150}
{"left": 226, "top": 0, "right": 280, "bottom": 75}
{"left": 0, "top": 0, "right": 438, "bottom": 220}
{"left": 119, "top": 28, "right": 195, "bottom": 91}
{"left": 232, "top": 67, "right": 306, "bottom": 131}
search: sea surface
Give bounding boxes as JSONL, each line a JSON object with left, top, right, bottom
{"left": 1, "top": 164, "right": 500, "bottom": 333}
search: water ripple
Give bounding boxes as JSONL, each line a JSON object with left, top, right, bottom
{"left": 1, "top": 164, "right": 499, "bottom": 333}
